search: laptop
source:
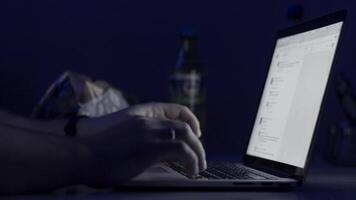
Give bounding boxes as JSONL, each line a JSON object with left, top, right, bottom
{"left": 125, "top": 10, "right": 347, "bottom": 188}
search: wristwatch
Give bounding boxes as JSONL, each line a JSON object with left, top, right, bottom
{"left": 64, "top": 115, "right": 86, "bottom": 137}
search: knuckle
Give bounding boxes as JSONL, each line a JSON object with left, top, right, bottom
{"left": 146, "top": 102, "right": 159, "bottom": 107}
{"left": 180, "top": 105, "right": 190, "bottom": 113}
{"left": 144, "top": 102, "right": 153, "bottom": 106}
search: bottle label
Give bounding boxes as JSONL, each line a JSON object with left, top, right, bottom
{"left": 170, "top": 70, "right": 204, "bottom": 112}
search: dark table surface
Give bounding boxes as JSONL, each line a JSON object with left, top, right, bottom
{"left": 2, "top": 156, "right": 356, "bottom": 200}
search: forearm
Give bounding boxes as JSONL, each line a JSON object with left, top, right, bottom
{"left": 0, "top": 110, "right": 122, "bottom": 137}
{"left": 0, "top": 124, "right": 93, "bottom": 194}
{"left": 0, "top": 110, "right": 67, "bottom": 136}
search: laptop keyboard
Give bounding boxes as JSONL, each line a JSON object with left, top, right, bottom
{"left": 167, "top": 162, "right": 277, "bottom": 180}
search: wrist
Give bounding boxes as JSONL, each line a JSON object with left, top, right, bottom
{"left": 64, "top": 116, "right": 88, "bottom": 137}
{"left": 76, "top": 111, "right": 125, "bottom": 138}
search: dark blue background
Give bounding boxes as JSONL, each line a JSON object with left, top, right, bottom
{"left": 0, "top": 0, "right": 355, "bottom": 157}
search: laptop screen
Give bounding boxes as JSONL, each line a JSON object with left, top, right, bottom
{"left": 246, "top": 21, "right": 343, "bottom": 168}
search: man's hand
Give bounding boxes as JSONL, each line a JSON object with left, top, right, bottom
{"left": 125, "top": 103, "right": 202, "bottom": 137}
{"left": 0, "top": 103, "right": 206, "bottom": 194}
{"left": 82, "top": 103, "right": 206, "bottom": 188}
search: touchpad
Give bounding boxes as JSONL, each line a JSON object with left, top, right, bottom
{"left": 132, "top": 164, "right": 186, "bottom": 181}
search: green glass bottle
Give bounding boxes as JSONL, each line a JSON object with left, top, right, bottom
{"left": 169, "top": 27, "right": 206, "bottom": 143}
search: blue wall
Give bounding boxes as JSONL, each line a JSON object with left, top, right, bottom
{"left": 0, "top": 0, "right": 355, "bottom": 156}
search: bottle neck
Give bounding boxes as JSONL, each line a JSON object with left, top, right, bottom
{"left": 175, "top": 37, "right": 203, "bottom": 71}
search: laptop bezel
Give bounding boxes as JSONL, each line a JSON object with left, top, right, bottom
{"left": 243, "top": 10, "right": 347, "bottom": 182}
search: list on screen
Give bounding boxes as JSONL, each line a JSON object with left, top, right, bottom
{"left": 246, "top": 22, "right": 343, "bottom": 168}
